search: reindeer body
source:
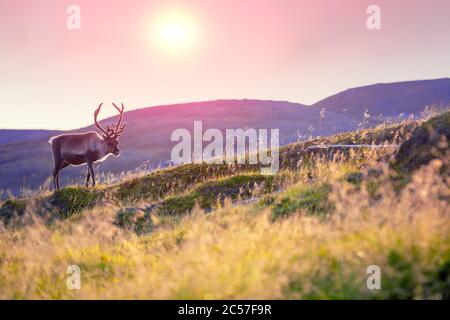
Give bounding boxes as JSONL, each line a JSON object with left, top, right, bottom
{"left": 50, "top": 132, "right": 112, "bottom": 165}
{"left": 49, "top": 103, "right": 125, "bottom": 191}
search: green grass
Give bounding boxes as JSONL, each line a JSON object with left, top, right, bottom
{"left": 159, "top": 174, "right": 275, "bottom": 215}
{"left": 270, "top": 183, "right": 332, "bottom": 220}
{"left": 48, "top": 187, "right": 104, "bottom": 219}
{"left": 112, "top": 163, "right": 259, "bottom": 203}
{"left": 114, "top": 208, "right": 154, "bottom": 235}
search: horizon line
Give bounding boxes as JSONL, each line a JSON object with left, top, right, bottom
{"left": 2, "top": 77, "right": 449, "bottom": 131}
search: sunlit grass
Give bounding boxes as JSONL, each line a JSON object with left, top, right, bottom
{"left": 0, "top": 153, "right": 448, "bottom": 299}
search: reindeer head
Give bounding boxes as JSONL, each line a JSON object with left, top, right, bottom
{"left": 94, "top": 103, "right": 126, "bottom": 156}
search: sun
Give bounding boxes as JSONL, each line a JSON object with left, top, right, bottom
{"left": 150, "top": 9, "right": 199, "bottom": 55}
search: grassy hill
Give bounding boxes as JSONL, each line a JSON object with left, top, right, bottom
{"left": 0, "top": 99, "right": 354, "bottom": 194}
{"left": 0, "top": 111, "right": 448, "bottom": 299}
{"left": 2, "top": 78, "right": 450, "bottom": 195}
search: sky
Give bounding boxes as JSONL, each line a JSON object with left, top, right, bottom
{"left": 1, "top": 0, "right": 449, "bottom": 129}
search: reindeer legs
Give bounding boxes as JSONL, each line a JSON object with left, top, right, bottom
{"left": 52, "top": 160, "right": 69, "bottom": 191}
{"left": 87, "top": 161, "right": 96, "bottom": 187}
{"left": 86, "top": 170, "right": 91, "bottom": 187}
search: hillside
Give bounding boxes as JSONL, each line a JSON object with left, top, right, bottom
{"left": 1, "top": 78, "right": 450, "bottom": 194}
{"left": 0, "top": 111, "right": 448, "bottom": 299}
{"left": 313, "top": 78, "right": 450, "bottom": 117}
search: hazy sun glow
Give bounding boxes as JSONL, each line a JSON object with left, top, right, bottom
{"left": 2, "top": 1, "right": 450, "bottom": 129}
{"left": 151, "top": 9, "right": 199, "bottom": 55}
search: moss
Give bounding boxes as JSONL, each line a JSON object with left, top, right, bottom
{"left": 114, "top": 208, "right": 153, "bottom": 235}
{"left": 113, "top": 164, "right": 202, "bottom": 202}
{"left": 158, "top": 174, "right": 274, "bottom": 216}
{"left": 271, "top": 184, "right": 332, "bottom": 220}
{"left": 113, "top": 164, "right": 259, "bottom": 203}
{"left": 158, "top": 193, "right": 198, "bottom": 216}
{"left": 49, "top": 187, "right": 104, "bottom": 219}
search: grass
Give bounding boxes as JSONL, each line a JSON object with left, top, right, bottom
{"left": 49, "top": 187, "right": 105, "bottom": 219}
{"left": 395, "top": 111, "right": 450, "bottom": 173}
{"left": 0, "top": 111, "right": 448, "bottom": 299}
{"left": 159, "top": 174, "right": 276, "bottom": 216}
{"left": 270, "top": 183, "right": 332, "bottom": 220}
{"left": 114, "top": 208, "right": 153, "bottom": 236}
{"left": 0, "top": 199, "right": 27, "bottom": 225}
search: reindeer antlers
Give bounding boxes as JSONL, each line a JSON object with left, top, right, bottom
{"left": 94, "top": 102, "right": 126, "bottom": 138}
{"left": 111, "top": 103, "right": 126, "bottom": 136}
{"left": 94, "top": 103, "right": 109, "bottom": 137}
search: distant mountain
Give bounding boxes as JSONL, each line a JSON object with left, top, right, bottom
{"left": 313, "top": 78, "right": 450, "bottom": 117}
{"left": 1, "top": 78, "right": 449, "bottom": 194}
{"left": 0, "top": 130, "right": 62, "bottom": 144}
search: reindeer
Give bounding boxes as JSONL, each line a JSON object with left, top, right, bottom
{"left": 49, "top": 103, "right": 126, "bottom": 191}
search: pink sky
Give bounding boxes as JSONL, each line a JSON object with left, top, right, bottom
{"left": 1, "top": 0, "right": 449, "bottom": 129}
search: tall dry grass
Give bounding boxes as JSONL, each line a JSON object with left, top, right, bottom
{"left": 0, "top": 145, "right": 448, "bottom": 299}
